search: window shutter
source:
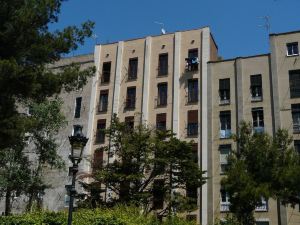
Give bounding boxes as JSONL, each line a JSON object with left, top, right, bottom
{"left": 188, "top": 110, "right": 198, "bottom": 123}
{"left": 156, "top": 113, "right": 166, "bottom": 122}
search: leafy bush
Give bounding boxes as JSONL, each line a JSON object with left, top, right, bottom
{"left": 0, "top": 206, "right": 195, "bottom": 225}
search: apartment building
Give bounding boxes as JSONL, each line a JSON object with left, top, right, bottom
{"left": 86, "top": 26, "right": 218, "bottom": 223}
{"left": 2, "top": 26, "right": 299, "bottom": 225}
{"left": 207, "top": 30, "right": 300, "bottom": 225}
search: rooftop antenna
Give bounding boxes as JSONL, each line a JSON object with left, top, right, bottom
{"left": 258, "top": 16, "right": 271, "bottom": 33}
{"left": 92, "top": 34, "right": 99, "bottom": 45}
{"left": 154, "top": 21, "right": 166, "bottom": 35}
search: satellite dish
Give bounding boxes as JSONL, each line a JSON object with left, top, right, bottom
{"left": 161, "top": 28, "right": 166, "bottom": 35}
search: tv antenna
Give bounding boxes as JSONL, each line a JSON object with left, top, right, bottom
{"left": 258, "top": 16, "right": 271, "bottom": 33}
{"left": 92, "top": 34, "right": 99, "bottom": 45}
{"left": 154, "top": 21, "right": 166, "bottom": 35}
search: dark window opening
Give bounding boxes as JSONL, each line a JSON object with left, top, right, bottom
{"left": 252, "top": 107, "right": 264, "bottom": 133}
{"left": 95, "top": 120, "right": 106, "bottom": 144}
{"left": 74, "top": 97, "right": 82, "bottom": 118}
{"left": 125, "top": 116, "right": 134, "bottom": 130}
{"left": 188, "top": 79, "right": 198, "bottom": 103}
{"left": 292, "top": 104, "right": 300, "bottom": 133}
{"left": 185, "top": 49, "right": 199, "bottom": 72}
{"left": 219, "top": 78, "right": 230, "bottom": 104}
{"left": 125, "top": 87, "right": 136, "bottom": 109}
{"left": 158, "top": 53, "right": 168, "bottom": 76}
{"left": 93, "top": 149, "right": 104, "bottom": 171}
{"left": 294, "top": 140, "right": 300, "bottom": 154}
{"left": 287, "top": 42, "right": 299, "bottom": 56}
{"left": 73, "top": 125, "right": 82, "bottom": 136}
{"left": 220, "top": 111, "right": 231, "bottom": 138}
{"left": 99, "top": 90, "right": 108, "bottom": 112}
{"left": 128, "top": 58, "right": 138, "bottom": 80}
{"left": 156, "top": 113, "right": 166, "bottom": 131}
{"left": 251, "top": 74, "right": 262, "bottom": 101}
{"left": 219, "top": 144, "right": 231, "bottom": 174}
{"left": 101, "top": 62, "right": 111, "bottom": 83}
{"left": 289, "top": 70, "right": 300, "bottom": 98}
{"left": 153, "top": 180, "right": 164, "bottom": 209}
{"left": 157, "top": 83, "right": 168, "bottom": 106}
{"left": 187, "top": 110, "right": 198, "bottom": 136}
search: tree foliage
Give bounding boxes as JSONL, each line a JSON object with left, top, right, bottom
{"left": 222, "top": 122, "right": 300, "bottom": 225}
{"left": 0, "top": 0, "right": 95, "bottom": 214}
{"left": 79, "top": 115, "right": 206, "bottom": 217}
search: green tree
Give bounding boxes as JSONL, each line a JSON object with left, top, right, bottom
{"left": 25, "top": 99, "right": 67, "bottom": 211}
{"left": 0, "top": 0, "right": 95, "bottom": 214}
{"left": 79, "top": 115, "right": 206, "bottom": 217}
{"left": 222, "top": 122, "right": 300, "bottom": 225}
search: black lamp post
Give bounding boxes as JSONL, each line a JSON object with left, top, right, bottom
{"left": 67, "top": 126, "right": 88, "bottom": 225}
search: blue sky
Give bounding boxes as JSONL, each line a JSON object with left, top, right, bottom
{"left": 53, "top": 0, "right": 300, "bottom": 59}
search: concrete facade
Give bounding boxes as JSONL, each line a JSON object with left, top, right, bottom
{"left": 2, "top": 27, "right": 300, "bottom": 225}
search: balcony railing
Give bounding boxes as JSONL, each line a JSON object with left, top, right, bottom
{"left": 98, "top": 102, "right": 108, "bottom": 113}
{"left": 293, "top": 124, "right": 300, "bottom": 133}
{"left": 185, "top": 57, "right": 199, "bottom": 72}
{"left": 220, "top": 203, "right": 230, "bottom": 212}
{"left": 220, "top": 129, "right": 232, "bottom": 139}
{"left": 125, "top": 98, "right": 136, "bottom": 109}
{"left": 253, "top": 126, "right": 264, "bottom": 134}
{"left": 187, "top": 123, "right": 198, "bottom": 137}
{"left": 220, "top": 202, "right": 267, "bottom": 212}
{"left": 220, "top": 99, "right": 230, "bottom": 105}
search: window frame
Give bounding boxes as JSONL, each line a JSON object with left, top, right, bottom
{"left": 158, "top": 53, "right": 168, "bottom": 76}
{"left": 101, "top": 61, "right": 111, "bottom": 84}
{"left": 157, "top": 83, "right": 168, "bottom": 107}
{"left": 286, "top": 42, "right": 299, "bottom": 56}
{"left": 74, "top": 97, "right": 82, "bottom": 118}
{"left": 187, "top": 79, "right": 198, "bottom": 103}
{"left": 128, "top": 57, "right": 138, "bottom": 80}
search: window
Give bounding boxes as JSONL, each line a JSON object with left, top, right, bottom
{"left": 73, "top": 125, "right": 82, "bottom": 136}
{"left": 125, "top": 116, "right": 134, "bottom": 130}
{"left": 289, "top": 70, "right": 300, "bottom": 98}
{"left": 64, "top": 194, "right": 70, "bottom": 207}
{"left": 74, "top": 97, "right": 82, "bottom": 118}
{"left": 292, "top": 104, "right": 300, "bottom": 133}
{"left": 188, "top": 79, "right": 198, "bottom": 103}
{"left": 294, "top": 140, "right": 300, "bottom": 154}
{"left": 186, "top": 141, "right": 198, "bottom": 199}
{"left": 255, "top": 197, "right": 268, "bottom": 212}
{"left": 99, "top": 90, "right": 108, "bottom": 112}
{"left": 95, "top": 119, "right": 106, "bottom": 144}
{"left": 125, "top": 87, "right": 136, "bottom": 109}
{"left": 219, "top": 145, "right": 231, "bottom": 174}
{"left": 185, "top": 49, "right": 199, "bottom": 71}
{"left": 128, "top": 58, "right": 138, "bottom": 80}
{"left": 157, "top": 83, "right": 168, "bottom": 106}
{"left": 220, "top": 187, "right": 230, "bottom": 212}
{"left": 287, "top": 42, "right": 299, "bottom": 56}
{"left": 153, "top": 179, "right": 164, "bottom": 209}
{"left": 252, "top": 107, "right": 264, "bottom": 133}
{"left": 250, "top": 75, "right": 262, "bottom": 101}
{"left": 256, "top": 221, "right": 269, "bottom": 225}
{"left": 101, "top": 62, "right": 111, "bottom": 83}
{"left": 219, "top": 78, "right": 230, "bottom": 104}
{"left": 187, "top": 110, "right": 198, "bottom": 136}
{"left": 92, "top": 149, "right": 103, "bottom": 171}
{"left": 158, "top": 53, "right": 168, "bottom": 76}
{"left": 220, "top": 111, "right": 231, "bottom": 138}
{"left": 156, "top": 113, "right": 166, "bottom": 131}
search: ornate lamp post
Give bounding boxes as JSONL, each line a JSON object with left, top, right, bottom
{"left": 67, "top": 126, "right": 88, "bottom": 225}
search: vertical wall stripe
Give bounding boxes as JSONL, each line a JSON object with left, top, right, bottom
{"left": 141, "top": 37, "right": 152, "bottom": 123}
{"left": 235, "top": 58, "right": 244, "bottom": 125}
{"left": 112, "top": 41, "right": 124, "bottom": 115}
{"left": 172, "top": 32, "right": 181, "bottom": 137}
{"left": 85, "top": 45, "right": 101, "bottom": 173}
{"left": 201, "top": 27, "right": 210, "bottom": 225}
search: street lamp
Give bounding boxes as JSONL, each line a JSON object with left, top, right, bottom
{"left": 67, "top": 126, "right": 88, "bottom": 225}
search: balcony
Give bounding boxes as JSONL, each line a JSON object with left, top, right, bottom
{"left": 125, "top": 98, "right": 136, "bottom": 109}
{"left": 251, "top": 95, "right": 262, "bottom": 102}
{"left": 253, "top": 126, "right": 264, "bottom": 134}
{"left": 255, "top": 202, "right": 268, "bottom": 212}
{"left": 220, "top": 98, "right": 230, "bottom": 105}
{"left": 220, "top": 202, "right": 267, "bottom": 213}
{"left": 220, "top": 203, "right": 230, "bottom": 212}
{"left": 293, "top": 124, "right": 300, "bottom": 133}
{"left": 185, "top": 57, "right": 199, "bottom": 72}
{"left": 220, "top": 129, "right": 232, "bottom": 139}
